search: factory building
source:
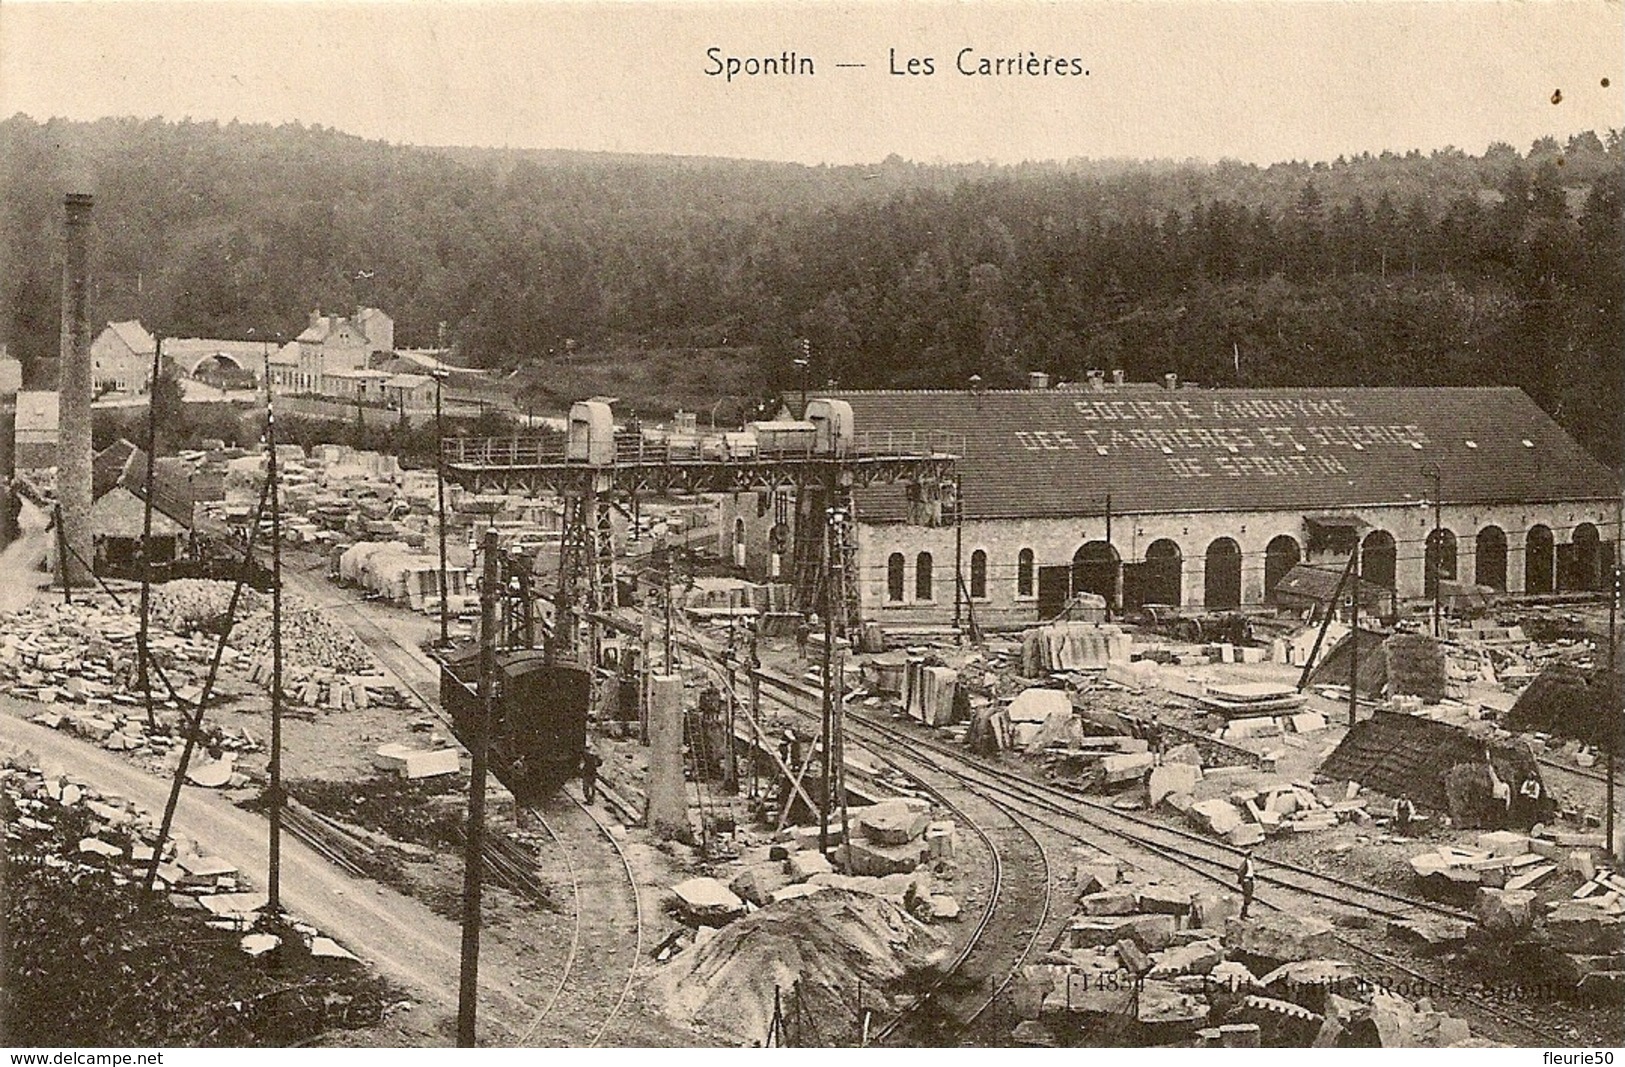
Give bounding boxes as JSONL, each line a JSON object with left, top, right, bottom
{"left": 725, "top": 380, "right": 1619, "bottom": 629}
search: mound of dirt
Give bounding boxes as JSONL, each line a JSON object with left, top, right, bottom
{"left": 654, "top": 888, "right": 947, "bottom": 1045}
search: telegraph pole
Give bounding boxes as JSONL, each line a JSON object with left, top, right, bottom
{"left": 266, "top": 354, "right": 285, "bottom": 915}
{"left": 458, "top": 529, "right": 499, "bottom": 1046}
{"left": 1608, "top": 561, "right": 1618, "bottom": 859}
{"left": 435, "top": 347, "right": 450, "bottom": 646}
{"left": 137, "top": 336, "right": 163, "bottom": 731}
{"left": 1423, "top": 463, "right": 1443, "bottom": 637}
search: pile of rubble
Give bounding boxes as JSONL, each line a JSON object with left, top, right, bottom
{"left": 0, "top": 585, "right": 404, "bottom": 715}
{"left": 665, "top": 797, "right": 962, "bottom": 933}
{"left": 1412, "top": 829, "right": 1623, "bottom": 1000}
{"left": 2, "top": 742, "right": 357, "bottom": 962}
{"left": 153, "top": 579, "right": 377, "bottom": 678}
{"left": 1148, "top": 759, "right": 1369, "bottom": 846}
{"left": 655, "top": 888, "right": 948, "bottom": 1045}
{"left": 1010, "top": 852, "right": 1476, "bottom": 1047}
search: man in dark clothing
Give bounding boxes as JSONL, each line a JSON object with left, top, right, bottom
{"left": 1394, "top": 795, "right": 1416, "bottom": 837}
{"left": 1237, "top": 850, "right": 1257, "bottom": 918}
{"left": 581, "top": 750, "right": 602, "bottom": 803}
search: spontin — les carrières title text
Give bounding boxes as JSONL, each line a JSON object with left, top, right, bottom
{"left": 705, "top": 47, "right": 1089, "bottom": 82}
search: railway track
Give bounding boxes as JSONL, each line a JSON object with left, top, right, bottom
{"left": 752, "top": 669, "right": 1574, "bottom": 1044}
{"left": 607, "top": 609, "right": 1056, "bottom": 1044}
{"left": 865, "top": 744, "right": 1054, "bottom": 1045}
{"left": 516, "top": 794, "right": 646, "bottom": 1047}
{"left": 286, "top": 566, "right": 648, "bottom": 1045}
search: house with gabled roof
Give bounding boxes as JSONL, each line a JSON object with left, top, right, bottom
{"left": 90, "top": 320, "right": 158, "bottom": 394}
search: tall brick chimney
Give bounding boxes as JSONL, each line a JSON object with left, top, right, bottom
{"left": 56, "top": 193, "right": 94, "bottom": 586}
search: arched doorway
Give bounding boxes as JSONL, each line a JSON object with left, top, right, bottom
{"left": 1361, "top": 530, "right": 1397, "bottom": 591}
{"left": 1204, "top": 538, "right": 1242, "bottom": 609}
{"left": 1264, "top": 535, "right": 1301, "bottom": 604}
{"left": 1566, "top": 522, "right": 1601, "bottom": 592}
{"left": 1475, "top": 527, "right": 1507, "bottom": 591}
{"left": 1526, "top": 525, "right": 1554, "bottom": 594}
{"left": 1424, "top": 528, "right": 1458, "bottom": 598}
{"left": 1141, "top": 539, "right": 1183, "bottom": 607}
{"left": 1072, "top": 541, "right": 1120, "bottom": 607}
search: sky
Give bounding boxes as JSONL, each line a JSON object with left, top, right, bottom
{"left": 1, "top": 1, "right": 1620, "bottom": 166}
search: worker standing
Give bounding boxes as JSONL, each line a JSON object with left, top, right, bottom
{"left": 1394, "top": 795, "right": 1416, "bottom": 837}
{"left": 1237, "top": 849, "right": 1257, "bottom": 918}
{"left": 581, "top": 749, "right": 602, "bottom": 803}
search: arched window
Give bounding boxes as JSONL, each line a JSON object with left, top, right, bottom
{"left": 970, "top": 549, "right": 987, "bottom": 599}
{"left": 1143, "top": 539, "right": 1183, "bottom": 607}
{"left": 1204, "top": 537, "right": 1242, "bottom": 609}
{"left": 1424, "top": 528, "right": 1458, "bottom": 597}
{"left": 1264, "top": 535, "right": 1301, "bottom": 604}
{"left": 1570, "top": 522, "right": 1602, "bottom": 591}
{"left": 1361, "top": 530, "right": 1397, "bottom": 591}
{"left": 1476, "top": 526, "right": 1507, "bottom": 591}
{"left": 915, "top": 552, "right": 934, "bottom": 601}
{"left": 1016, "top": 548, "right": 1035, "bottom": 597}
{"left": 886, "top": 553, "right": 905, "bottom": 602}
{"left": 1526, "top": 525, "right": 1555, "bottom": 594}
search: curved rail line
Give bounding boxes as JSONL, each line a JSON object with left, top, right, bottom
{"left": 516, "top": 794, "right": 645, "bottom": 1046}
{"left": 754, "top": 671, "right": 1570, "bottom": 1044}
{"left": 643, "top": 609, "right": 1056, "bottom": 1043}
{"left": 289, "top": 569, "right": 646, "bottom": 1046}
{"left": 758, "top": 666, "right": 1471, "bottom": 925}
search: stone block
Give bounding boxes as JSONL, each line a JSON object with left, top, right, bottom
{"left": 1223, "top": 914, "right": 1337, "bottom": 966}
{"left": 1010, "top": 1020, "right": 1056, "bottom": 1046}
{"left": 402, "top": 748, "right": 460, "bottom": 779}
{"left": 1227, "top": 823, "right": 1266, "bottom": 848}
{"left": 1544, "top": 903, "right": 1625, "bottom": 954}
{"left": 1115, "top": 937, "right": 1152, "bottom": 975}
{"left": 729, "top": 862, "right": 791, "bottom": 906}
{"left": 1101, "top": 751, "right": 1155, "bottom": 784}
{"left": 1476, "top": 830, "right": 1531, "bottom": 858}
{"left": 672, "top": 877, "right": 745, "bottom": 924}
{"left": 1136, "top": 883, "right": 1194, "bottom": 915}
{"left": 1079, "top": 889, "right": 1139, "bottom": 916}
{"left": 1136, "top": 979, "right": 1209, "bottom": 1029}
{"left": 1476, "top": 887, "right": 1535, "bottom": 934}
{"left": 924, "top": 821, "right": 956, "bottom": 862}
{"left": 786, "top": 849, "right": 833, "bottom": 880}
{"left": 1188, "top": 798, "right": 1245, "bottom": 837}
{"left": 1148, "top": 763, "right": 1202, "bottom": 808}
{"left": 839, "top": 837, "right": 926, "bottom": 876}
{"left": 1150, "top": 939, "right": 1224, "bottom": 977}
{"left": 858, "top": 800, "right": 930, "bottom": 846}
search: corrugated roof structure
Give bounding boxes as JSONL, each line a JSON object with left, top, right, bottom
{"left": 815, "top": 386, "right": 1618, "bottom": 521}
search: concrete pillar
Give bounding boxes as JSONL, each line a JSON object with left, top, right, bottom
{"left": 56, "top": 193, "right": 94, "bottom": 587}
{"left": 645, "top": 673, "right": 688, "bottom": 839}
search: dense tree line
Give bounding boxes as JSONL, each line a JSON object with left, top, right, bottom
{"left": 1, "top": 115, "right": 1618, "bottom": 460}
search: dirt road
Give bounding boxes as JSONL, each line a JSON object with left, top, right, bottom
{"left": 0, "top": 705, "right": 534, "bottom": 1045}
{"left": 0, "top": 500, "right": 51, "bottom": 614}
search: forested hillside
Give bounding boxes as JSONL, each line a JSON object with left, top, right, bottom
{"left": 1, "top": 115, "right": 1618, "bottom": 460}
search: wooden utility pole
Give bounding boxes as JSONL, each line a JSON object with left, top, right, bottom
{"left": 458, "top": 529, "right": 499, "bottom": 1046}
{"left": 266, "top": 367, "right": 285, "bottom": 915}
{"left": 435, "top": 358, "right": 450, "bottom": 646}
{"left": 1348, "top": 558, "right": 1360, "bottom": 729}
{"left": 1608, "top": 562, "right": 1618, "bottom": 859}
{"left": 138, "top": 336, "right": 163, "bottom": 730}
